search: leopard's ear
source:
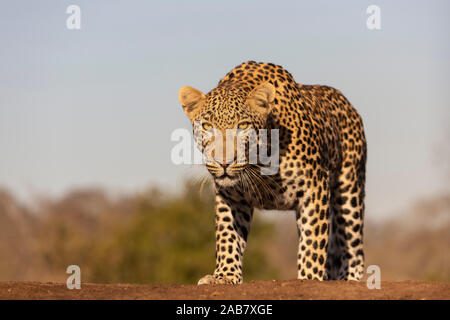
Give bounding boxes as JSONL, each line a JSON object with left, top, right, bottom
{"left": 178, "top": 86, "right": 206, "bottom": 119}
{"left": 247, "top": 83, "right": 276, "bottom": 114}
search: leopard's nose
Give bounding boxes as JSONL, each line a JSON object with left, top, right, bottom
{"left": 214, "top": 158, "right": 233, "bottom": 168}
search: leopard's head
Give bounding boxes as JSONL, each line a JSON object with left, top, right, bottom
{"left": 178, "top": 83, "right": 276, "bottom": 187}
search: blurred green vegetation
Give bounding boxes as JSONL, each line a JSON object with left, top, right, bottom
{"left": 0, "top": 182, "right": 448, "bottom": 283}
{"left": 0, "top": 181, "right": 277, "bottom": 284}
{"left": 87, "top": 184, "right": 277, "bottom": 284}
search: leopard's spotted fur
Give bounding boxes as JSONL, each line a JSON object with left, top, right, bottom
{"left": 178, "top": 61, "right": 367, "bottom": 283}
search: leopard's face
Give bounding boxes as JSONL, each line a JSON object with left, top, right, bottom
{"left": 193, "top": 111, "right": 263, "bottom": 187}
{"left": 178, "top": 83, "right": 276, "bottom": 187}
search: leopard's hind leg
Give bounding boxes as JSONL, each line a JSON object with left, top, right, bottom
{"left": 326, "top": 145, "right": 366, "bottom": 281}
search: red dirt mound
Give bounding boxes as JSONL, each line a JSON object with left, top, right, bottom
{"left": 0, "top": 280, "right": 448, "bottom": 300}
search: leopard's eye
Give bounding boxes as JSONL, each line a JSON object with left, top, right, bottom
{"left": 202, "top": 122, "right": 213, "bottom": 131}
{"left": 238, "top": 121, "right": 251, "bottom": 130}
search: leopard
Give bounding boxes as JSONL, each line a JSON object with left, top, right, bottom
{"left": 178, "top": 61, "right": 367, "bottom": 284}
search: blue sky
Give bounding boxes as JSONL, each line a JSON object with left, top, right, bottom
{"left": 0, "top": 0, "right": 449, "bottom": 220}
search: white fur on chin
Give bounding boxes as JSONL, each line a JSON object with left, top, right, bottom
{"left": 214, "top": 176, "right": 238, "bottom": 187}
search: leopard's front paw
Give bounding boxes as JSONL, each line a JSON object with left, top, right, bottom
{"left": 197, "top": 274, "right": 241, "bottom": 285}
{"left": 197, "top": 274, "right": 217, "bottom": 285}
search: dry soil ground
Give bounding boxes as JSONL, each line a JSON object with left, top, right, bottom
{"left": 0, "top": 280, "right": 449, "bottom": 300}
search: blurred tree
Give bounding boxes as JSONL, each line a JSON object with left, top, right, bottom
{"left": 82, "top": 180, "right": 278, "bottom": 284}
